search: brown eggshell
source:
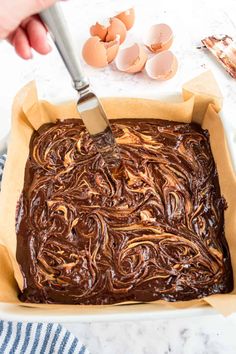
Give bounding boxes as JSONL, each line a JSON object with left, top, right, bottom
{"left": 116, "top": 43, "right": 148, "bottom": 73}
{"left": 114, "top": 8, "right": 135, "bottom": 30}
{"left": 82, "top": 36, "right": 119, "bottom": 68}
{"left": 90, "top": 18, "right": 127, "bottom": 44}
{"left": 145, "top": 50, "right": 178, "bottom": 80}
{"left": 144, "top": 23, "right": 173, "bottom": 53}
{"left": 90, "top": 21, "right": 108, "bottom": 41}
{"left": 104, "top": 37, "right": 120, "bottom": 63}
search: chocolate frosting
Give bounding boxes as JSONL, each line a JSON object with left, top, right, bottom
{"left": 16, "top": 119, "right": 233, "bottom": 304}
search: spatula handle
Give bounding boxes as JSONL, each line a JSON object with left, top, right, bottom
{"left": 40, "top": 3, "right": 89, "bottom": 91}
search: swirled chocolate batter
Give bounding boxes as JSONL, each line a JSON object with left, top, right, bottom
{"left": 16, "top": 119, "right": 233, "bottom": 304}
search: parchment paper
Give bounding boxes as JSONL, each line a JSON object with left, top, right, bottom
{"left": 0, "top": 71, "right": 235, "bottom": 316}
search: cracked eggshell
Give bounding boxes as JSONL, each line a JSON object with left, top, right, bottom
{"left": 90, "top": 18, "right": 127, "bottom": 44}
{"left": 144, "top": 23, "right": 173, "bottom": 53}
{"left": 114, "top": 8, "right": 135, "bottom": 30}
{"left": 90, "top": 20, "right": 108, "bottom": 41}
{"left": 82, "top": 36, "right": 120, "bottom": 68}
{"left": 145, "top": 50, "right": 178, "bottom": 80}
{"left": 105, "top": 37, "right": 120, "bottom": 63}
{"left": 116, "top": 43, "right": 148, "bottom": 73}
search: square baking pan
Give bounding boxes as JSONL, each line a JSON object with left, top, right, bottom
{"left": 0, "top": 87, "right": 235, "bottom": 322}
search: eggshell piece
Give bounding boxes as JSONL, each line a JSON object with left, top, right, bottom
{"left": 82, "top": 36, "right": 119, "bottom": 68}
{"left": 90, "top": 22, "right": 108, "bottom": 41}
{"left": 106, "top": 18, "right": 127, "bottom": 44}
{"left": 90, "top": 18, "right": 127, "bottom": 44}
{"left": 116, "top": 43, "right": 148, "bottom": 73}
{"left": 145, "top": 50, "right": 178, "bottom": 80}
{"left": 115, "top": 8, "right": 135, "bottom": 30}
{"left": 104, "top": 37, "right": 120, "bottom": 63}
{"left": 144, "top": 23, "right": 173, "bottom": 53}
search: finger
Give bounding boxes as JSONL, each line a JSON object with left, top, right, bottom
{"left": 23, "top": 17, "right": 52, "bottom": 55}
{"left": 9, "top": 27, "right": 32, "bottom": 60}
{"left": 0, "top": 0, "right": 58, "bottom": 39}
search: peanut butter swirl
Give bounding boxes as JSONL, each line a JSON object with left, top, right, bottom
{"left": 16, "top": 119, "right": 233, "bottom": 304}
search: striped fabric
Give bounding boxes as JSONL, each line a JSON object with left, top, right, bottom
{"left": 0, "top": 321, "right": 89, "bottom": 354}
{"left": 0, "top": 156, "right": 90, "bottom": 353}
{"left": 0, "top": 155, "right": 6, "bottom": 183}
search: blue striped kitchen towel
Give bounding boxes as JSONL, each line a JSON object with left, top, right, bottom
{"left": 0, "top": 155, "right": 6, "bottom": 183}
{"left": 0, "top": 321, "right": 89, "bottom": 354}
{"left": 0, "top": 156, "right": 90, "bottom": 353}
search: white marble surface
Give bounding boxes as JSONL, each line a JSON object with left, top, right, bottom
{"left": 0, "top": 0, "right": 236, "bottom": 353}
{"left": 63, "top": 314, "right": 236, "bottom": 354}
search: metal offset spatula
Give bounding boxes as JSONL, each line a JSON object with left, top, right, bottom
{"left": 40, "top": 3, "right": 121, "bottom": 172}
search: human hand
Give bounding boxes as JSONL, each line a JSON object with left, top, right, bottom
{"left": 0, "top": 0, "right": 58, "bottom": 59}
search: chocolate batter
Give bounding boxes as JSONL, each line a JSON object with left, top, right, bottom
{"left": 16, "top": 119, "right": 233, "bottom": 304}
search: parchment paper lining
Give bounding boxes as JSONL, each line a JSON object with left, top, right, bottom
{"left": 0, "top": 71, "right": 235, "bottom": 316}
